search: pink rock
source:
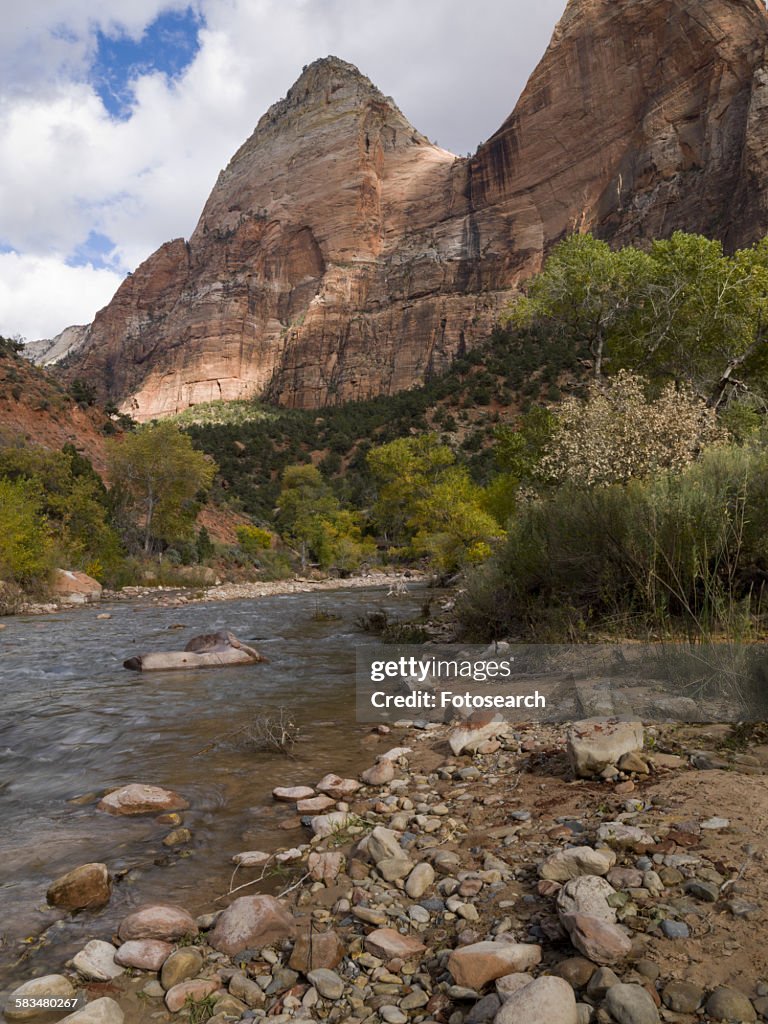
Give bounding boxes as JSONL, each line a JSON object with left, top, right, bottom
{"left": 118, "top": 903, "right": 198, "bottom": 942}
{"left": 114, "top": 939, "right": 174, "bottom": 971}
{"left": 296, "top": 795, "right": 336, "bottom": 813}
{"left": 165, "top": 978, "right": 220, "bottom": 1013}
{"left": 208, "top": 895, "right": 295, "bottom": 956}
{"left": 307, "top": 851, "right": 344, "bottom": 884}
{"left": 52, "top": 569, "right": 102, "bottom": 605}
{"left": 316, "top": 774, "right": 361, "bottom": 799}
{"left": 97, "top": 784, "right": 189, "bottom": 816}
{"left": 272, "top": 786, "right": 315, "bottom": 803}
{"left": 361, "top": 760, "right": 395, "bottom": 786}
{"left": 363, "top": 928, "right": 426, "bottom": 960}
{"left": 561, "top": 913, "right": 633, "bottom": 965}
{"left": 448, "top": 941, "right": 542, "bottom": 989}
{"left": 448, "top": 713, "right": 506, "bottom": 756}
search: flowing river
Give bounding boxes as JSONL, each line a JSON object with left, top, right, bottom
{"left": 0, "top": 583, "right": 430, "bottom": 989}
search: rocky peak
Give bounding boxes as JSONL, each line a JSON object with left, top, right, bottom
{"left": 61, "top": 0, "right": 768, "bottom": 419}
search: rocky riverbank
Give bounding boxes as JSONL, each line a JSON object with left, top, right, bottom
{"left": 17, "top": 570, "right": 425, "bottom": 617}
{"left": 5, "top": 715, "right": 768, "bottom": 1024}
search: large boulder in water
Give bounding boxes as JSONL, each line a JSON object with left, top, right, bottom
{"left": 47, "top": 862, "right": 111, "bottom": 910}
{"left": 52, "top": 568, "right": 102, "bottom": 604}
{"left": 124, "top": 630, "right": 267, "bottom": 671}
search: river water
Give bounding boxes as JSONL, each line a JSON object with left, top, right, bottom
{"left": 0, "top": 584, "right": 429, "bottom": 988}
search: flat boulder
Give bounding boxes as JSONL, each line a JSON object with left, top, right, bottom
{"left": 232, "top": 850, "right": 272, "bottom": 868}
{"left": 448, "top": 942, "right": 541, "bottom": 990}
{"left": 273, "top": 786, "right": 315, "bottom": 802}
{"left": 47, "top": 862, "right": 111, "bottom": 911}
{"left": 538, "top": 846, "right": 614, "bottom": 881}
{"left": 114, "top": 939, "right": 173, "bottom": 971}
{"left": 597, "top": 821, "right": 654, "bottom": 848}
{"left": 124, "top": 631, "right": 266, "bottom": 671}
{"left": 567, "top": 719, "right": 644, "bottom": 778}
{"left": 316, "top": 773, "right": 361, "bottom": 799}
{"left": 98, "top": 783, "right": 189, "bottom": 815}
{"left": 495, "top": 976, "right": 578, "bottom": 1024}
{"left": 363, "top": 928, "right": 426, "bottom": 960}
{"left": 118, "top": 903, "right": 198, "bottom": 942}
{"left": 208, "top": 894, "right": 295, "bottom": 956}
{"left": 297, "top": 794, "right": 337, "bottom": 813}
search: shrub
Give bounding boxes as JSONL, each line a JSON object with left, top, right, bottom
{"left": 540, "top": 371, "right": 724, "bottom": 487}
{"left": 458, "top": 444, "right": 768, "bottom": 640}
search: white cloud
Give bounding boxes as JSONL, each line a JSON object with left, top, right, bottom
{"left": 0, "top": 252, "right": 123, "bottom": 340}
{"left": 0, "top": 0, "right": 566, "bottom": 340}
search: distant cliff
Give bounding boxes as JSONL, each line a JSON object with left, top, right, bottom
{"left": 58, "top": 0, "right": 768, "bottom": 420}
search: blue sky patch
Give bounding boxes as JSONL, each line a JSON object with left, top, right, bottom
{"left": 92, "top": 6, "right": 203, "bottom": 119}
{"left": 67, "top": 230, "right": 118, "bottom": 270}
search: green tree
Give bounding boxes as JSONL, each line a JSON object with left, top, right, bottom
{"left": 276, "top": 464, "right": 371, "bottom": 570}
{"left": 0, "top": 443, "right": 122, "bottom": 580}
{"left": 236, "top": 524, "right": 272, "bottom": 557}
{"left": 366, "top": 434, "right": 454, "bottom": 544}
{"left": 508, "top": 230, "right": 768, "bottom": 406}
{"left": 196, "top": 525, "right": 215, "bottom": 562}
{"left": 0, "top": 477, "right": 51, "bottom": 583}
{"left": 507, "top": 233, "right": 651, "bottom": 379}
{"left": 631, "top": 233, "right": 768, "bottom": 407}
{"left": 107, "top": 422, "right": 216, "bottom": 553}
{"left": 410, "top": 467, "right": 503, "bottom": 572}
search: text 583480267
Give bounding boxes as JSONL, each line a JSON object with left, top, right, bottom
{"left": 11, "top": 995, "right": 85, "bottom": 1011}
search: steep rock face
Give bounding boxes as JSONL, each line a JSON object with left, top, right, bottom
{"left": 25, "top": 325, "right": 90, "bottom": 367}
{"left": 65, "top": 0, "right": 768, "bottom": 419}
{"left": 468, "top": 0, "right": 768, "bottom": 251}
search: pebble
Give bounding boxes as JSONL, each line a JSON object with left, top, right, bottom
{"left": 307, "top": 968, "right": 344, "bottom": 1000}
{"left": 379, "top": 1006, "right": 407, "bottom": 1023}
{"left": 661, "top": 919, "right": 689, "bottom": 939}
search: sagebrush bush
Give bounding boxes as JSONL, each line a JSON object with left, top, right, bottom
{"left": 458, "top": 444, "right": 768, "bottom": 640}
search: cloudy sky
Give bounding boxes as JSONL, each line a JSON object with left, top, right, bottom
{"left": 0, "top": 0, "right": 566, "bottom": 342}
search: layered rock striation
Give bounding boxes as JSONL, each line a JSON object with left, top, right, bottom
{"left": 62, "top": 0, "right": 768, "bottom": 419}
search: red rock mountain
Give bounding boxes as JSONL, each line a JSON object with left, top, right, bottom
{"left": 62, "top": 0, "right": 768, "bottom": 420}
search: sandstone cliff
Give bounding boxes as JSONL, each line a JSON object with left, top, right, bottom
{"left": 62, "top": 0, "right": 768, "bottom": 420}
